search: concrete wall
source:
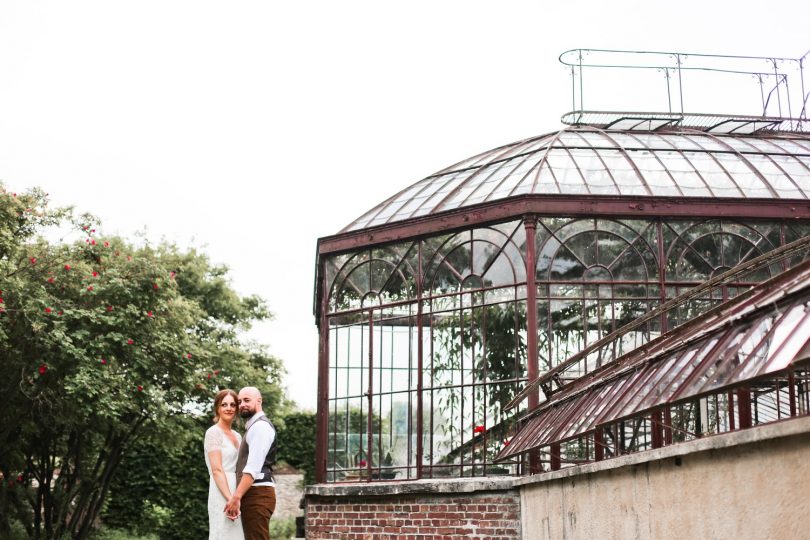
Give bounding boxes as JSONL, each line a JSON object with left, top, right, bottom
{"left": 517, "top": 417, "right": 810, "bottom": 540}
{"left": 304, "top": 417, "right": 810, "bottom": 539}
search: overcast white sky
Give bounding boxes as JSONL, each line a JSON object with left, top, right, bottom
{"left": 1, "top": 1, "right": 807, "bottom": 410}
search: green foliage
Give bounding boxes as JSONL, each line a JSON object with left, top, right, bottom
{"left": 267, "top": 517, "right": 296, "bottom": 540}
{"left": 433, "top": 301, "right": 526, "bottom": 418}
{"left": 276, "top": 411, "right": 316, "bottom": 485}
{"left": 431, "top": 301, "right": 525, "bottom": 466}
{"left": 0, "top": 184, "right": 286, "bottom": 539}
{"left": 102, "top": 416, "right": 209, "bottom": 540}
{"left": 90, "top": 528, "right": 158, "bottom": 540}
{"left": 6, "top": 520, "right": 29, "bottom": 540}
{"left": 327, "top": 407, "right": 379, "bottom": 437}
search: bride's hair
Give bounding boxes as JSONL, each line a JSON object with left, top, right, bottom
{"left": 212, "top": 388, "right": 238, "bottom": 424}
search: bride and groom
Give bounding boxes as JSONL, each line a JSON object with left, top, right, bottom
{"left": 204, "top": 387, "right": 278, "bottom": 540}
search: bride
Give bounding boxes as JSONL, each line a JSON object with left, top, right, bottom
{"left": 204, "top": 389, "right": 245, "bottom": 539}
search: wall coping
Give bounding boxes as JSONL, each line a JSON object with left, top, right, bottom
{"left": 305, "top": 475, "right": 517, "bottom": 498}
{"left": 306, "top": 415, "right": 810, "bottom": 497}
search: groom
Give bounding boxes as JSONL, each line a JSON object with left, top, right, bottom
{"left": 225, "top": 386, "right": 277, "bottom": 540}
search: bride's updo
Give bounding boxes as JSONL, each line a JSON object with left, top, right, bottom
{"left": 212, "top": 388, "right": 238, "bottom": 423}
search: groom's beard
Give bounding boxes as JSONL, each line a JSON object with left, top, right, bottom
{"left": 240, "top": 409, "right": 255, "bottom": 419}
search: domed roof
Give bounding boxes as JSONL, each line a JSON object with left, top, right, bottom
{"left": 343, "top": 125, "right": 810, "bottom": 232}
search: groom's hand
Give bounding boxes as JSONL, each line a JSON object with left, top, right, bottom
{"left": 224, "top": 495, "right": 241, "bottom": 519}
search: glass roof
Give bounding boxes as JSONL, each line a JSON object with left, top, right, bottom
{"left": 343, "top": 126, "right": 810, "bottom": 232}
{"left": 496, "top": 259, "right": 810, "bottom": 461}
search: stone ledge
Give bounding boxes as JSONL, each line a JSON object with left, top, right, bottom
{"left": 306, "top": 415, "right": 810, "bottom": 497}
{"left": 513, "top": 414, "right": 810, "bottom": 488}
{"left": 305, "top": 476, "right": 517, "bottom": 498}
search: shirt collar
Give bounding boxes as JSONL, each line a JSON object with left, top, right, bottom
{"left": 245, "top": 410, "right": 266, "bottom": 431}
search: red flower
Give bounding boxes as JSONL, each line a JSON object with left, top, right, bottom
{"left": 137, "top": 385, "right": 143, "bottom": 392}
{"left": 207, "top": 374, "right": 212, "bottom": 379}
{"left": 92, "top": 271, "right": 99, "bottom": 277}
{"left": 473, "top": 425, "right": 486, "bottom": 434}
{"left": 47, "top": 277, "right": 55, "bottom": 284}
{"left": 146, "top": 311, "right": 153, "bottom": 318}
{"left": 100, "top": 358, "right": 107, "bottom": 365}
{"left": 169, "top": 271, "right": 176, "bottom": 278}
{"left": 127, "top": 339, "right": 134, "bottom": 345}
{"left": 87, "top": 286, "right": 93, "bottom": 291}
{"left": 64, "top": 264, "right": 71, "bottom": 271}
{"left": 38, "top": 364, "right": 47, "bottom": 375}
{"left": 0, "top": 298, "right": 4, "bottom": 304}
{"left": 30, "top": 257, "right": 37, "bottom": 264}
{"left": 503, "top": 439, "right": 511, "bottom": 447}
{"left": 213, "top": 369, "right": 220, "bottom": 375}
{"left": 16, "top": 475, "right": 23, "bottom": 483}
{"left": 358, "top": 460, "right": 367, "bottom": 467}
{"left": 91, "top": 229, "right": 96, "bottom": 233}
{"left": 152, "top": 283, "right": 159, "bottom": 290}
{"left": 186, "top": 353, "right": 192, "bottom": 359}
{"left": 57, "top": 310, "right": 63, "bottom": 316}
{"left": 44, "top": 307, "right": 52, "bottom": 313}
{"left": 104, "top": 241, "right": 110, "bottom": 247}
{"left": 107, "top": 305, "right": 113, "bottom": 312}
{"left": 90, "top": 239, "right": 96, "bottom": 246}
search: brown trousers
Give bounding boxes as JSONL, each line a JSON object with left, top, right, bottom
{"left": 241, "top": 485, "right": 276, "bottom": 540}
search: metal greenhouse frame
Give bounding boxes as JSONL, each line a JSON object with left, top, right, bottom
{"left": 314, "top": 56, "right": 810, "bottom": 482}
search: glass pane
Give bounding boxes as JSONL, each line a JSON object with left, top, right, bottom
{"left": 327, "top": 396, "right": 368, "bottom": 482}
{"left": 655, "top": 151, "right": 711, "bottom": 196}
{"left": 626, "top": 150, "right": 683, "bottom": 196}
{"left": 714, "top": 153, "right": 772, "bottom": 198}
{"left": 546, "top": 150, "right": 589, "bottom": 194}
{"left": 686, "top": 152, "right": 743, "bottom": 197}
{"left": 569, "top": 149, "right": 618, "bottom": 195}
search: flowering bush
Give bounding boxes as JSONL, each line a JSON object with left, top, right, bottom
{"left": 0, "top": 184, "right": 284, "bottom": 539}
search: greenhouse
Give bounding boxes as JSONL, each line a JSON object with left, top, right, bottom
{"left": 313, "top": 112, "right": 810, "bottom": 484}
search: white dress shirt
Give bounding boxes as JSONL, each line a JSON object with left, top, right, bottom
{"left": 243, "top": 411, "right": 275, "bottom": 487}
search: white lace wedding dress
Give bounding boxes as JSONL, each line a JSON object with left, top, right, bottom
{"left": 204, "top": 425, "right": 245, "bottom": 540}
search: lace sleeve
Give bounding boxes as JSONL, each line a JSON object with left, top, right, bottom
{"left": 204, "top": 427, "right": 223, "bottom": 453}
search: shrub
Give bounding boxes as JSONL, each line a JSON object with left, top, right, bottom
{"left": 268, "top": 517, "right": 297, "bottom": 540}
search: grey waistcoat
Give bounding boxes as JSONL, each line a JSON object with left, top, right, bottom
{"left": 235, "top": 415, "right": 277, "bottom": 484}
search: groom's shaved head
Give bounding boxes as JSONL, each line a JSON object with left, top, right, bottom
{"left": 241, "top": 386, "right": 262, "bottom": 401}
{"left": 238, "top": 386, "right": 263, "bottom": 419}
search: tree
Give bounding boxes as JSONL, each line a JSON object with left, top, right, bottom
{"left": 0, "top": 184, "right": 285, "bottom": 539}
{"left": 276, "top": 411, "right": 316, "bottom": 485}
{"left": 431, "top": 301, "right": 525, "bottom": 468}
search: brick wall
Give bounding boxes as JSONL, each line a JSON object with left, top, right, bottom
{"left": 306, "top": 491, "right": 520, "bottom": 539}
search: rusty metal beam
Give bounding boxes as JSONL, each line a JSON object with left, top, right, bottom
{"left": 317, "top": 195, "right": 810, "bottom": 256}
{"left": 315, "top": 263, "right": 330, "bottom": 483}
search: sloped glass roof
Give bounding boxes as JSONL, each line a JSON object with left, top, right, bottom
{"left": 344, "top": 127, "right": 810, "bottom": 232}
{"left": 496, "top": 258, "right": 810, "bottom": 462}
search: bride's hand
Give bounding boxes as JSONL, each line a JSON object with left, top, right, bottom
{"left": 224, "top": 496, "right": 241, "bottom": 520}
